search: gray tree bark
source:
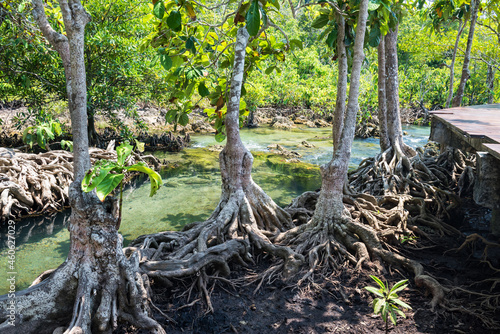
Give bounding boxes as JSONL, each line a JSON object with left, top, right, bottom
{"left": 377, "top": 34, "right": 390, "bottom": 152}
{"left": 333, "top": 12, "right": 347, "bottom": 149}
{"left": 452, "top": 0, "right": 479, "bottom": 107}
{"left": 385, "top": 24, "right": 415, "bottom": 158}
{"left": 445, "top": 18, "right": 467, "bottom": 108}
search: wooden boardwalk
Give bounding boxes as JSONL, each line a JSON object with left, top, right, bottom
{"left": 430, "top": 104, "right": 500, "bottom": 160}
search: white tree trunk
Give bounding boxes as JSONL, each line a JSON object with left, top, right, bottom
{"left": 333, "top": 13, "right": 347, "bottom": 149}
{"left": 377, "top": 34, "right": 390, "bottom": 152}
{"left": 384, "top": 24, "right": 414, "bottom": 158}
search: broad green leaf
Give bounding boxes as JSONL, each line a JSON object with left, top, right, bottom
{"left": 167, "top": 10, "right": 182, "bottom": 30}
{"left": 381, "top": 303, "right": 387, "bottom": 322}
{"left": 116, "top": 141, "right": 133, "bottom": 166}
{"left": 178, "top": 112, "right": 189, "bottom": 126}
{"left": 265, "top": 66, "right": 276, "bottom": 75}
{"left": 246, "top": 0, "right": 261, "bottom": 36}
{"left": 42, "top": 126, "right": 54, "bottom": 140}
{"left": 95, "top": 173, "right": 125, "bottom": 201}
{"left": 81, "top": 165, "right": 114, "bottom": 193}
{"left": 51, "top": 122, "right": 62, "bottom": 136}
{"left": 22, "top": 127, "right": 32, "bottom": 143}
{"left": 389, "top": 307, "right": 397, "bottom": 325}
{"left": 160, "top": 54, "right": 172, "bottom": 70}
{"left": 215, "top": 132, "right": 226, "bottom": 142}
{"left": 37, "top": 129, "right": 45, "bottom": 149}
{"left": 364, "top": 286, "right": 384, "bottom": 297}
{"left": 239, "top": 99, "right": 247, "bottom": 110}
{"left": 389, "top": 284, "right": 408, "bottom": 296}
{"left": 268, "top": 0, "right": 280, "bottom": 10}
{"left": 290, "top": 39, "right": 303, "bottom": 50}
{"left": 134, "top": 139, "right": 145, "bottom": 153}
{"left": 198, "top": 82, "right": 210, "bottom": 97}
{"left": 61, "top": 140, "right": 73, "bottom": 152}
{"left": 186, "top": 36, "right": 196, "bottom": 53}
{"left": 389, "top": 279, "right": 408, "bottom": 294}
{"left": 25, "top": 133, "right": 33, "bottom": 148}
{"left": 311, "top": 14, "right": 329, "bottom": 29}
{"left": 368, "top": 2, "right": 380, "bottom": 11}
{"left": 395, "top": 308, "right": 407, "bottom": 318}
{"left": 369, "top": 25, "right": 381, "bottom": 47}
{"left": 166, "top": 109, "right": 177, "bottom": 123}
{"left": 205, "top": 108, "right": 216, "bottom": 116}
{"left": 153, "top": 1, "right": 165, "bottom": 19}
{"left": 326, "top": 28, "right": 337, "bottom": 48}
{"left": 126, "top": 163, "right": 163, "bottom": 197}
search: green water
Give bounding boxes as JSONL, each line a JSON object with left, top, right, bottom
{"left": 0, "top": 125, "right": 429, "bottom": 293}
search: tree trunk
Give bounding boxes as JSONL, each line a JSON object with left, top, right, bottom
{"left": 385, "top": 24, "right": 415, "bottom": 158}
{"left": 332, "top": 12, "right": 347, "bottom": 149}
{"left": 487, "top": 65, "right": 496, "bottom": 104}
{"left": 87, "top": 110, "right": 99, "bottom": 147}
{"left": 277, "top": 0, "right": 370, "bottom": 264}
{"left": 445, "top": 18, "right": 466, "bottom": 108}
{"left": 318, "top": 0, "right": 368, "bottom": 219}
{"left": 0, "top": 1, "right": 165, "bottom": 333}
{"left": 377, "top": 34, "right": 390, "bottom": 152}
{"left": 452, "top": 0, "right": 479, "bottom": 107}
{"left": 129, "top": 28, "right": 303, "bottom": 311}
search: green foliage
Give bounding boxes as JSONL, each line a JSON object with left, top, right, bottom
{"left": 82, "top": 141, "right": 162, "bottom": 202}
{"left": 365, "top": 275, "right": 412, "bottom": 332}
{"left": 246, "top": 0, "right": 261, "bottom": 36}
{"left": 61, "top": 140, "right": 73, "bottom": 152}
{"left": 22, "top": 119, "right": 63, "bottom": 150}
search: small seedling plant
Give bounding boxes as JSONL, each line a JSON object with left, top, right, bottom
{"left": 364, "top": 275, "right": 412, "bottom": 333}
{"left": 81, "top": 141, "right": 162, "bottom": 226}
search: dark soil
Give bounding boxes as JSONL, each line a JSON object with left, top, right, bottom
{"left": 118, "top": 230, "right": 499, "bottom": 334}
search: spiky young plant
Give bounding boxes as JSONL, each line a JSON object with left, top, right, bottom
{"left": 364, "top": 275, "right": 412, "bottom": 333}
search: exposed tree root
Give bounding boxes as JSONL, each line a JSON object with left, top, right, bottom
{"left": 276, "top": 147, "right": 478, "bottom": 312}
{"left": 439, "top": 233, "right": 500, "bottom": 328}
{"left": 127, "top": 148, "right": 303, "bottom": 310}
{"left": 0, "top": 146, "right": 159, "bottom": 223}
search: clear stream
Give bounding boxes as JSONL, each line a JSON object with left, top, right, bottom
{"left": 0, "top": 125, "right": 429, "bottom": 293}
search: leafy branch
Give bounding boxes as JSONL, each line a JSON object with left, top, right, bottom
{"left": 82, "top": 141, "right": 163, "bottom": 226}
